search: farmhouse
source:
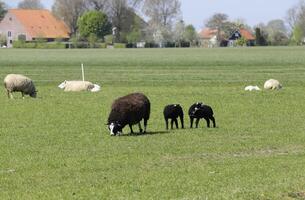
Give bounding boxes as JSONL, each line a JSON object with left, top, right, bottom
{"left": 228, "top": 29, "right": 255, "bottom": 46}
{"left": 199, "top": 28, "right": 255, "bottom": 47}
{"left": 0, "top": 9, "right": 70, "bottom": 48}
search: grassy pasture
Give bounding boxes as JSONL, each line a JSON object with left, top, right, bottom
{"left": 1, "top": 47, "right": 305, "bottom": 199}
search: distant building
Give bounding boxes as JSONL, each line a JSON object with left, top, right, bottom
{"left": 0, "top": 9, "right": 70, "bottom": 48}
{"left": 199, "top": 28, "right": 227, "bottom": 48}
{"left": 199, "top": 28, "right": 255, "bottom": 47}
{"left": 228, "top": 29, "right": 255, "bottom": 46}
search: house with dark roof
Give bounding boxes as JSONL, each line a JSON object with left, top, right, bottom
{"left": 0, "top": 9, "right": 70, "bottom": 47}
{"left": 199, "top": 28, "right": 255, "bottom": 47}
{"left": 228, "top": 29, "right": 255, "bottom": 46}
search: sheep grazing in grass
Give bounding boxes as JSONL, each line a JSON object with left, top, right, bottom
{"left": 107, "top": 93, "right": 150, "bottom": 136}
{"left": 189, "top": 102, "right": 216, "bottom": 128}
{"left": 58, "top": 80, "right": 100, "bottom": 92}
{"left": 264, "top": 79, "right": 282, "bottom": 90}
{"left": 4, "top": 74, "right": 37, "bottom": 99}
{"left": 163, "top": 104, "right": 184, "bottom": 130}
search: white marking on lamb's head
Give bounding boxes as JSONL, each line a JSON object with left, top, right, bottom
{"left": 108, "top": 122, "right": 122, "bottom": 136}
{"left": 58, "top": 81, "right": 66, "bottom": 89}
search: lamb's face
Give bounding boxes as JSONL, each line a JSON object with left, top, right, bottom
{"left": 58, "top": 81, "right": 66, "bottom": 89}
{"left": 108, "top": 122, "right": 122, "bottom": 136}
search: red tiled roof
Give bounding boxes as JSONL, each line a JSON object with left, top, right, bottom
{"left": 240, "top": 29, "right": 255, "bottom": 40}
{"left": 199, "top": 28, "right": 218, "bottom": 39}
{"left": 10, "top": 9, "right": 70, "bottom": 39}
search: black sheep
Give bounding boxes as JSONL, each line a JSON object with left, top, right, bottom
{"left": 163, "top": 104, "right": 184, "bottom": 130}
{"left": 188, "top": 102, "right": 216, "bottom": 128}
{"left": 107, "top": 93, "right": 150, "bottom": 136}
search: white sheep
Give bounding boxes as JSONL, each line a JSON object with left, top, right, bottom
{"left": 58, "top": 80, "right": 101, "bottom": 92}
{"left": 4, "top": 74, "right": 37, "bottom": 99}
{"left": 245, "top": 85, "right": 261, "bottom": 91}
{"left": 264, "top": 79, "right": 282, "bottom": 90}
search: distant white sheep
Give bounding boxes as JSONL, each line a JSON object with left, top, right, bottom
{"left": 58, "top": 80, "right": 101, "bottom": 92}
{"left": 245, "top": 85, "right": 261, "bottom": 91}
{"left": 264, "top": 79, "right": 282, "bottom": 90}
{"left": 4, "top": 74, "right": 37, "bottom": 98}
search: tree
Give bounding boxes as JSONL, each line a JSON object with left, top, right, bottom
{"left": 173, "top": 20, "right": 185, "bottom": 47}
{"left": 266, "top": 19, "right": 289, "bottom": 45}
{"left": 205, "top": 13, "right": 229, "bottom": 45}
{"left": 18, "top": 0, "right": 44, "bottom": 9}
{"left": 184, "top": 25, "right": 197, "bottom": 46}
{"left": 0, "top": 1, "right": 7, "bottom": 21}
{"left": 292, "top": 25, "right": 304, "bottom": 45}
{"left": 286, "top": 0, "right": 305, "bottom": 43}
{"left": 52, "top": 0, "right": 88, "bottom": 34}
{"left": 77, "top": 11, "right": 112, "bottom": 39}
{"left": 107, "top": 0, "right": 142, "bottom": 42}
{"left": 142, "top": 0, "right": 181, "bottom": 45}
{"left": 255, "top": 27, "right": 267, "bottom": 46}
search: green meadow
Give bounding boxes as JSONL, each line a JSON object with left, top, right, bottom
{"left": 1, "top": 47, "right": 305, "bottom": 199}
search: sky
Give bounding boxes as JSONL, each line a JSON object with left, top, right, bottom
{"left": 4, "top": 0, "right": 301, "bottom": 30}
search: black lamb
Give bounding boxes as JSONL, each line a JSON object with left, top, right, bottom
{"left": 107, "top": 93, "right": 150, "bottom": 136}
{"left": 188, "top": 102, "right": 216, "bottom": 128}
{"left": 163, "top": 104, "right": 184, "bottom": 130}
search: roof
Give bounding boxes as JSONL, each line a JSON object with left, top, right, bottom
{"left": 10, "top": 9, "right": 70, "bottom": 39}
{"left": 199, "top": 28, "right": 218, "bottom": 39}
{"left": 239, "top": 29, "right": 255, "bottom": 40}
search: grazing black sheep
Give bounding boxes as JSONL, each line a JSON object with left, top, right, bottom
{"left": 188, "top": 102, "right": 216, "bottom": 128}
{"left": 163, "top": 104, "right": 184, "bottom": 130}
{"left": 107, "top": 93, "right": 150, "bottom": 136}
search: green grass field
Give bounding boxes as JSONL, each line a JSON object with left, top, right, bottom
{"left": 1, "top": 47, "right": 305, "bottom": 199}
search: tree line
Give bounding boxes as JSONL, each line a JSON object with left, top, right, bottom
{"left": 0, "top": 0, "right": 305, "bottom": 47}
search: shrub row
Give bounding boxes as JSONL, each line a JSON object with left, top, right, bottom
{"left": 13, "top": 41, "right": 66, "bottom": 49}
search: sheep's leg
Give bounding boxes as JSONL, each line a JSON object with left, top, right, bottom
{"left": 138, "top": 122, "right": 143, "bottom": 133}
{"left": 210, "top": 116, "right": 216, "bottom": 128}
{"left": 180, "top": 116, "right": 184, "bottom": 129}
{"left": 21, "top": 92, "right": 25, "bottom": 99}
{"left": 190, "top": 117, "right": 194, "bottom": 128}
{"left": 204, "top": 117, "right": 210, "bottom": 128}
{"left": 170, "top": 119, "right": 174, "bottom": 129}
{"left": 195, "top": 118, "right": 200, "bottom": 128}
{"left": 165, "top": 118, "right": 169, "bottom": 130}
{"left": 143, "top": 119, "right": 148, "bottom": 133}
{"left": 174, "top": 118, "right": 178, "bottom": 129}
{"left": 129, "top": 124, "right": 134, "bottom": 134}
{"left": 7, "top": 90, "right": 12, "bottom": 99}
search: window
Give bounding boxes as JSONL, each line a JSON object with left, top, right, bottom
{"left": 9, "top": 17, "right": 12, "bottom": 21}
{"left": 8, "top": 31, "right": 11, "bottom": 37}
{"left": 9, "top": 40, "right": 12, "bottom": 44}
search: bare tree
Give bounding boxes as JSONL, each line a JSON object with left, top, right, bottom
{"left": 18, "top": 0, "right": 44, "bottom": 9}
{"left": 107, "top": 0, "right": 142, "bottom": 42}
{"left": 205, "top": 13, "right": 229, "bottom": 45}
{"left": 52, "top": 0, "right": 88, "bottom": 34}
{"left": 87, "top": 0, "right": 109, "bottom": 13}
{"left": 142, "top": 0, "right": 181, "bottom": 45}
{"left": 286, "top": 0, "right": 305, "bottom": 31}
{"left": 142, "top": 0, "right": 181, "bottom": 28}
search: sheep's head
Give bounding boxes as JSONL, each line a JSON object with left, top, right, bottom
{"left": 30, "top": 90, "right": 37, "bottom": 98}
{"left": 108, "top": 122, "right": 123, "bottom": 136}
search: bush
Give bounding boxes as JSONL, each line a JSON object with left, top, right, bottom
{"left": 104, "top": 34, "right": 113, "bottom": 45}
{"left": 114, "top": 43, "right": 126, "bottom": 48}
{"left": 13, "top": 41, "right": 66, "bottom": 49}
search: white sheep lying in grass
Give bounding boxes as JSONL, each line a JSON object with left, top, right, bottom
{"left": 264, "top": 79, "right": 282, "bottom": 90}
{"left": 245, "top": 85, "right": 261, "bottom": 91}
{"left": 4, "top": 74, "right": 37, "bottom": 98}
{"left": 58, "top": 80, "right": 101, "bottom": 92}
